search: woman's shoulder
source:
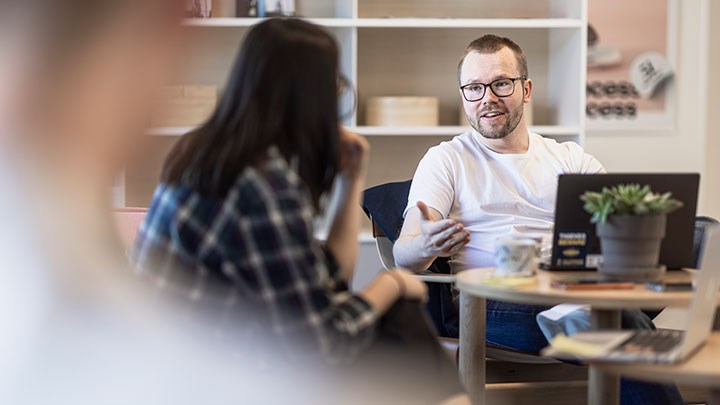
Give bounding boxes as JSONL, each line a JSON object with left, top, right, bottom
{"left": 145, "top": 182, "right": 196, "bottom": 214}
{"left": 234, "top": 147, "right": 308, "bottom": 202}
{"left": 145, "top": 147, "right": 310, "bottom": 223}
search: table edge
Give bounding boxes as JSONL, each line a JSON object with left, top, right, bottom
{"left": 455, "top": 268, "right": 694, "bottom": 309}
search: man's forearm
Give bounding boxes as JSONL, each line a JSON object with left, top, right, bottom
{"left": 393, "top": 235, "right": 436, "bottom": 272}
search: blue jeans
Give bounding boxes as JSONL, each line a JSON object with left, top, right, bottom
{"left": 485, "top": 300, "right": 684, "bottom": 405}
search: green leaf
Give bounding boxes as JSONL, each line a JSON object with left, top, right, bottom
{"left": 580, "top": 183, "right": 683, "bottom": 224}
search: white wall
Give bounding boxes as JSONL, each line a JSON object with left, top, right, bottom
{"left": 704, "top": 0, "right": 720, "bottom": 218}
{"left": 584, "top": 0, "right": 718, "bottom": 218}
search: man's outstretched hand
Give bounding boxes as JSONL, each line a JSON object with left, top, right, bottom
{"left": 416, "top": 201, "right": 470, "bottom": 258}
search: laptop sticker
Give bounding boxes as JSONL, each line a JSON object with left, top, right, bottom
{"left": 557, "top": 231, "right": 588, "bottom": 268}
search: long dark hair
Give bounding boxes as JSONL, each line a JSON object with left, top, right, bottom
{"left": 162, "top": 18, "right": 341, "bottom": 207}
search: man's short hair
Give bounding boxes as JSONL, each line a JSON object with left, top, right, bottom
{"left": 457, "top": 34, "right": 529, "bottom": 84}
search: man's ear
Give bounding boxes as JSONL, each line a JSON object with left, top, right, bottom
{"left": 523, "top": 78, "right": 533, "bottom": 103}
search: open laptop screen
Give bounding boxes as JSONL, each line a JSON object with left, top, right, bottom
{"left": 551, "top": 173, "right": 700, "bottom": 270}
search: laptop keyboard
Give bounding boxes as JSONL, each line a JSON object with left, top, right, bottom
{"left": 618, "top": 330, "right": 684, "bottom": 354}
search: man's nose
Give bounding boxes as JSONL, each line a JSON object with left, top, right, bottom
{"left": 480, "top": 88, "right": 499, "bottom": 104}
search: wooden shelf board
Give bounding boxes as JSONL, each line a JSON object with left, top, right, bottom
{"left": 146, "top": 126, "right": 192, "bottom": 136}
{"left": 315, "top": 231, "right": 376, "bottom": 244}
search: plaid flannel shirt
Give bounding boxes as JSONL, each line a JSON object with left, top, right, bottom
{"left": 131, "top": 149, "right": 376, "bottom": 361}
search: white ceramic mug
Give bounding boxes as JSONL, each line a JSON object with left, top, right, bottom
{"left": 494, "top": 238, "right": 539, "bottom": 277}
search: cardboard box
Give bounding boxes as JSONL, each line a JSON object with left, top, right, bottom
{"left": 366, "top": 97, "right": 439, "bottom": 127}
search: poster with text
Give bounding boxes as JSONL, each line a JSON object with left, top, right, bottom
{"left": 586, "top": 0, "right": 676, "bottom": 131}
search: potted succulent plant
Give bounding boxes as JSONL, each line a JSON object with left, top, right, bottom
{"left": 580, "top": 184, "right": 683, "bottom": 281}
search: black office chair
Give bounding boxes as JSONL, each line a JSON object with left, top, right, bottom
{"left": 362, "top": 181, "right": 590, "bottom": 402}
{"left": 693, "top": 216, "right": 720, "bottom": 332}
{"left": 362, "top": 180, "right": 459, "bottom": 336}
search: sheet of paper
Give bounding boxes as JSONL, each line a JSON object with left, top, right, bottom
{"left": 548, "top": 334, "right": 606, "bottom": 357}
{"left": 539, "top": 304, "right": 589, "bottom": 321}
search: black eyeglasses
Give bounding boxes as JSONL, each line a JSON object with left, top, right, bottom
{"left": 460, "top": 77, "right": 526, "bottom": 102}
{"left": 338, "top": 75, "right": 356, "bottom": 121}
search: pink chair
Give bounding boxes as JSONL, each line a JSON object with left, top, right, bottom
{"left": 113, "top": 207, "right": 147, "bottom": 249}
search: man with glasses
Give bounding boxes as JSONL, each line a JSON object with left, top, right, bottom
{"left": 392, "top": 35, "right": 684, "bottom": 405}
{"left": 394, "top": 34, "right": 604, "bottom": 284}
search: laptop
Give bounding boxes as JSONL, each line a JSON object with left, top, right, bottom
{"left": 541, "top": 224, "right": 720, "bottom": 364}
{"left": 548, "top": 173, "right": 700, "bottom": 271}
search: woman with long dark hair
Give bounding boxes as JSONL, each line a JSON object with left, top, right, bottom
{"left": 132, "top": 18, "right": 431, "bottom": 361}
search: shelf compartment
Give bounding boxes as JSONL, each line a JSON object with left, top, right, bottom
{"left": 147, "top": 125, "right": 580, "bottom": 137}
{"left": 353, "top": 125, "right": 581, "bottom": 137}
{"left": 183, "top": 18, "right": 356, "bottom": 27}
{"left": 354, "top": 18, "right": 582, "bottom": 28}
{"left": 357, "top": 27, "right": 584, "bottom": 128}
{"left": 357, "top": 0, "right": 584, "bottom": 19}
{"left": 183, "top": 17, "right": 583, "bottom": 29}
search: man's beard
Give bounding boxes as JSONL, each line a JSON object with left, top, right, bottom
{"left": 469, "top": 102, "right": 523, "bottom": 140}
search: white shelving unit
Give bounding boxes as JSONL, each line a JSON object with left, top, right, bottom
{"left": 122, "top": 0, "right": 589, "bottom": 244}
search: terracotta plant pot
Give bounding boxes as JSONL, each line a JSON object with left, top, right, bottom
{"left": 596, "top": 214, "right": 667, "bottom": 281}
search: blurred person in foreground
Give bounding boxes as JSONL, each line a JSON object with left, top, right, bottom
{"left": 0, "top": 1, "right": 314, "bottom": 404}
{"left": 132, "top": 18, "right": 465, "bottom": 404}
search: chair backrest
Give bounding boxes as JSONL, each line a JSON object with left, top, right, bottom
{"left": 113, "top": 207, "right": 147, "bottom": 249}
{"left": 362, "top": 180, "right": 452, "bottom": 274}
{"left": 693, "top": 216, "right": 719, "bottom": 268}
{"left": 362, "top": 180, "right": 413, "bottom": 243}
{"left": 375, "top": 236, "right": 397, "bottom": 270}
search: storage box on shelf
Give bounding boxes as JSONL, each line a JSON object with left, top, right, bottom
{"left": 151, "top": 85, "right": 217, "bottom": 127}
{"left": 123, "top": 0, "right": 589, "bottom": 240}
{"left": 366, "top": 97, "right": 439, "bottom": 127}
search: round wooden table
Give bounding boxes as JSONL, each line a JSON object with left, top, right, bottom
{"left": 455, "top": 268, "right": 699, "bottom": 405}
{"left": 595, "top": 332, "right": 720, "bottom": 404}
